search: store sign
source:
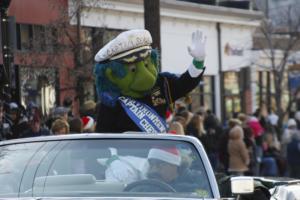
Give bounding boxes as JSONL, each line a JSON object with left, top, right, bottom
{"left": 224, "top": 43, "right": 244, "bottom": 56}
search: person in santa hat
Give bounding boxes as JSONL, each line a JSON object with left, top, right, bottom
{"left": 81, "top": 116, "right": 95, "bottom": 133}
{"left": 146, "top": 147, "right": 210, "bottom": 194}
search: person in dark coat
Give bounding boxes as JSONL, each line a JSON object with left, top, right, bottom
{"left": 287, "top": 132, "right": 300, "bottom": 178}
{"left": 0, "top": 100, "right": 11, "bottom": 140}
{"left": 202, "top": 110, "right": 222, "bottom": 170}
{"left": 7, "top": 102, "right": 29, "bottom": 139}
{"left": 20, "top": 112, "right": 50, "bottom": 138}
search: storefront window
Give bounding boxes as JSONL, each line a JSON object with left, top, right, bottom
{"left": 270, "top": 73, "right": 275, "bottom": 93}
{"left": 190, "top": 76, "right": 214, "bottom": 113}
{"left": 203, "top": 93, "right": 213, "bottom": 112}
{"left": 33, "top": 25, "right": 46, "bottom": 51}
{"left": 256, "top": 71, "right": 263, "bottom": 107}
{"left": 224, "top": 72, "right": 240, "bottom": 119}
{"left": 202, "top": 76, "right": 214, "bottom": 112}
{"left": 20, "top": 67, "right": 56, "bottom": 116}
{"left": 19, "top": 24, "right": 32, "bottom": 50}
{"left": 256, "top": 71, "right": 268, "bottom": 108}
{"left": 282, "top": 72, "right": 290, "bottom": 109}
{"left": 190, "top": 87, "right": 201, "bottom": 112}
{"left": 224, "top": 72, "right": 239, "bottom": 95}
{"left": 256, "top": 70, "right": 290, "bottom": 111}
{"left": 18, "top": 24, "right": 57, "bottom": 52}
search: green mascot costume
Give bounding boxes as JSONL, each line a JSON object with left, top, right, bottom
{"left": 94, "top": 29, "right": 206, "bottom": 133}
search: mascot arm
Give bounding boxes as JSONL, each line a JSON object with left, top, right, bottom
{"left": 188, "top": 61, "right": 204, "bottom": 78}
{"left": 163, "top": 68, "right": 204, "bottom": 102}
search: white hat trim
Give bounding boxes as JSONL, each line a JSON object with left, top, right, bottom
{"left": 148, "top": 148, "right": 181, "bottom": 166}
{"left": 84, "top": 117, "right": 94, "bottom": 130}
{"left": 110, "top": 46, "right": 151, "bottom": 61}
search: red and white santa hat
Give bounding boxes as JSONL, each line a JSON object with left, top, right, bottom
{"left": 166, "top": 110, "right": 173, "bottom": 123}
{"left": 81, "top": 116, "right": 95, "bottom": 130}
{"left": 148, "top": 147, "right": 181, "bottom": 166}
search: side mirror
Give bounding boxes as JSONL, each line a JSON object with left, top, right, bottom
{"left": 231, "top": 176, "right": 254, "bottom": 194}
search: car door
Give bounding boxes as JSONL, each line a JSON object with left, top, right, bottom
{"left": 0, "top": 141, "right": 52, "bottom": 198}
{"left": 19, "top": 140, "right": 63, "bottom": 197}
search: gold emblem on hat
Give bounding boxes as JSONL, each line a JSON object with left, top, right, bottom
{"left": 139, "top": 50, "right": 150, "bottom": 58}
{"left": 123, "top": 56, "right": 138, "bottom": 63}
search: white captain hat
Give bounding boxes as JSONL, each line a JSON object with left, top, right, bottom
{"left": 94, "top": 29, "right": 152, "bottom": 63}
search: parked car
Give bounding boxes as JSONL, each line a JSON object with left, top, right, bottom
{"left": 0, "top": 133, "right": 220, "bottom": 199}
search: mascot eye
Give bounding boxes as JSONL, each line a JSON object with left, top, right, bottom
{"left": 128, "top": 65, "right": 136, "bottom": 73}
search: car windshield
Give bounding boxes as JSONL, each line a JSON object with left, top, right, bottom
{"left": 0, "top": 138, "right": 212, "bottom": 198}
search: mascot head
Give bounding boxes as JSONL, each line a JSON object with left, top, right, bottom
{"left": 94, "top": 29, "right": 159, "bottom": 106}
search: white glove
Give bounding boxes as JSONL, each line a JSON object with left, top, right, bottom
{"left": 187, "top": 30, "right": 206, "bottom": 61}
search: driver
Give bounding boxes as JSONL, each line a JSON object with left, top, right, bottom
{"left": 147, "top": 147, "right": 209, "bottom": 194}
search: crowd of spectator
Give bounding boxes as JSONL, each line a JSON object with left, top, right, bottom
{"left": 167, "top": 101, "right": 300, "bottom": 179}
{"left": 1, "top": 97, "right": 300, "bottom": 180}
{"left": 0, "top": 97, "right": 98, "bottom": 140}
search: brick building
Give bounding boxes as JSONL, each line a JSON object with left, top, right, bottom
{"left": 3, "top": 0, "right": 96, "bottom": 116}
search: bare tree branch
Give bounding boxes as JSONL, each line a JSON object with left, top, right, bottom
{"left": 253, "top": 2, "right": 300, "bottom": 134}
{"left": 17, "top": 0, "right": 104, "bottom": 103}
